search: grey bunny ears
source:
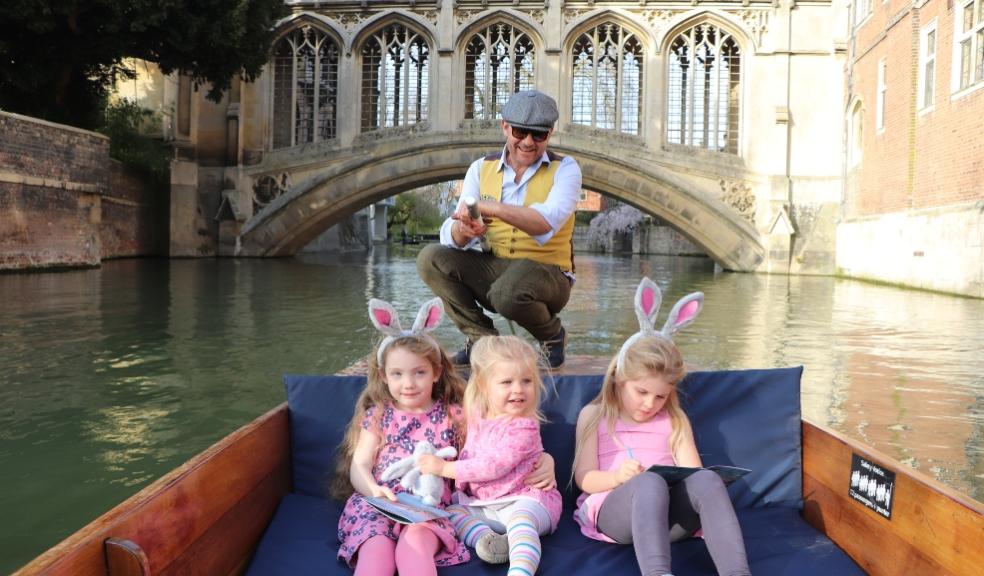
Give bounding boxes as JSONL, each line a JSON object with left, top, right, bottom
{"left": 369, "top": 297, "right": 445, "bottom": 365}
{"left": 615, "top": 277, "right": 704, "bottom": 371}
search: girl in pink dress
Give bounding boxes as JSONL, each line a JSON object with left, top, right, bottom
{"left": 572, "top": 278, "right": 749, "bottom": 576}
{"left": 418, "top": 336, "right": 562, "bottom": 576}
{"left": 331, "top": 298, "right": 469, "bottom": 575}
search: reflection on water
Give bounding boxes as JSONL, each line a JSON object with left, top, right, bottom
{"left": 0, "top": 247, "right": 981, "bottom": 572}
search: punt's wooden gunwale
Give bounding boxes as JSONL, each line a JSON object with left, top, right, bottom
{"left": 13, "top": 358, "right": 984, "bottom": 576}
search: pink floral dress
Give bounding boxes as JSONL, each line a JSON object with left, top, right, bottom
{"left": 337, "top": 400, "right": 470, "bottom": 567}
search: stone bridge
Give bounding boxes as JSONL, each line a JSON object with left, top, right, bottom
{"left": 170, "top": 0, "right": 844, "bottom": 274}
{"left": 238, "top": 129, "right": 766, "bottom": 270}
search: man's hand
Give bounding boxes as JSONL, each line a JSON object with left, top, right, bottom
{"left": 369, "top": 483, "right": 397, "bottom": 501}
{"left": 525, "top": 452, "right": 557, "bottom": 491}
{"left": 451, "top": 202, "right": 488, "bottom": 245}
{"left": 615, "top": 459, "right": 645, "bottom": 485}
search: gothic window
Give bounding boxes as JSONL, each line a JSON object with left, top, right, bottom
{"left": 848, "top": 101, "right": 863, "bottom": 168}
{"left": 571, "top": 23, "right": 644, "bottom": 135}
{"left": 465, "top": 23, "right": 536, "bottom": 120}
{"left": 666, "top": 23, "right": 741, "bottom": 154}
{"left": 361, "top": 24, "right": 430, "bottom": 130}
{"left": 955, "top": 0, "right": 984, "bottom": 91}
{"left": 271, "top": 26, "right": 339, "bottom": 149}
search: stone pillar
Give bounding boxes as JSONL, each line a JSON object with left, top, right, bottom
{"left": 170, "top": 159, "right": 211, "bottom": 257}
{"left": 337, "top": 48, "right": 360, "bottom": 147}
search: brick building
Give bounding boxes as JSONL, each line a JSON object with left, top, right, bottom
{"left": 839, "top": 0, "right": 984, "bottom": 296}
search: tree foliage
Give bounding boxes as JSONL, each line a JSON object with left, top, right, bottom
{"left": 98, "top": 99, "right": 170, "bottom": 178}
{"left": 587, "top": 202, "right": 644, "bottom": 248}
{"left": 0, "top": 0, "right": 288, "bottom": 129}
{"left": 388, "top": 186, "right": 445, "bottom": 234}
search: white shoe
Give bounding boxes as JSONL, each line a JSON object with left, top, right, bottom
{"left": 475, "top": 532, "right": 509, "bottom": 564}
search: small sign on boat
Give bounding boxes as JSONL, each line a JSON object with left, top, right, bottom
{"left": 848, "top": 453, "right": 896, "bottom": 519}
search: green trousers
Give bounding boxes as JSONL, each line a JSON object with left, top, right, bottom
{"left": 416, "top": 243, "right": 571, "bottom": 343}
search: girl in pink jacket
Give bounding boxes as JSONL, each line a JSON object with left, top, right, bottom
{"left": 418, "top": 336, "right": 562, "bottom": 576}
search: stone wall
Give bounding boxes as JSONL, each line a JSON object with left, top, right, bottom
{"left": 0, "top": 111, "right": 166, "bottom": 270}
{"left": 573, "top": 223, "right": 706, "bottom": 257}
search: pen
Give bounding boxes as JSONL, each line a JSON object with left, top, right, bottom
{"left": 620, "top": 435, "right": 635, "bottom": 460}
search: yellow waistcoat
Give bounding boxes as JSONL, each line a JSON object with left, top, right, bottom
{"left": 479, "top": 152, "right": 575, "bottom": 273}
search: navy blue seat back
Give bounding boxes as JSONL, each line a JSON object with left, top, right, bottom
{"left": 285, "top": 374, "right": 366, "bottom": 498}
{"left": 285, "top": 367, "right": 803, "bottom": 509}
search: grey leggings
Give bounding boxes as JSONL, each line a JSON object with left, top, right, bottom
{"left": 597, "top": 470, "right": 751, "bottom": 576}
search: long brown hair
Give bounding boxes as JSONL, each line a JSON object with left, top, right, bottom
{"left": 329, "top": 336, "right": 466, "bottom": 500}
{"left": 571, "top": 336, "right": 690, "bottom": 482}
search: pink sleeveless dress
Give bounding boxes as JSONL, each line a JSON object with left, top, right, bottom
{"left": 574, "top": 410, "right": 675, "bottom": 542}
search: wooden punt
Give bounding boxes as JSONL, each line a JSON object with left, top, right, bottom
{"left": 13, "top": 356, "right": 984, "bottom": 576}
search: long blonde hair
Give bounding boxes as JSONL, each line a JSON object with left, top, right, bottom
{"left": 463, "top": 335, "right": 547, "bottom": 423}
{"left": 572, "top": 336, "right": 690, "bottom": 479}
{"left": 329, "top": 336, "right": 466, "bottom": 500}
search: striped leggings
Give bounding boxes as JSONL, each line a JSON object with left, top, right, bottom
{"left": 447, "top": 498, "right": 552, "bottom": 576}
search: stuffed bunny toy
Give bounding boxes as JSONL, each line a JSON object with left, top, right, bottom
{"left": 616, "top": 277, "right": 703, "bottom": 370}
{"left": 368, "top": 297, "right": 445, "bottom": 366}
{"left": 380, "top": 441, "right": 458, "bottom": 506}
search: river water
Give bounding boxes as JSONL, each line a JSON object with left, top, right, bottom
{"left": 1, "top": 247, "right": 981, "bottom": 572}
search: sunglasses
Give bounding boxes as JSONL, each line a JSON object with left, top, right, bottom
{"left": 509, "top": 125, "right": 550, "bottom": 143}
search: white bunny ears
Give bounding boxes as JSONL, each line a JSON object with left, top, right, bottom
{"left": 615, "top": 277, "right": 704, "bottom": 371}
{"left": 369, "top": 297, "right": 445, "bottom": 365}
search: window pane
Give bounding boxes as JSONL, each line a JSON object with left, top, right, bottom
{"left": 272, "top": 41, "right": 294, "bottom": 149}
{"left": 571, "top": 35, "right": 594, "bottom": 127}
{"left": 666, "top": 23, "right": 740, "bottom": 154}
{"left": 924, "top": 60, "right": 935, "bottom": 106}
{"left": 666, "top": 37, "right": 689, "bottom": 145}
{"left": 961, "top": 39, "right": 972, "bottom": 88}
{"left": 295, "top": 41, "right": 316, "bottom": 144}
{"left": 317, "top": 40, "right": 339, "bottom": 141}
{"left": 926, "top": 29, "right": 936, "bottom": 57}
{"left": 464, "top": 23, "right": 535, "bottom": 120}
{"left": 977, "top": 30, "right": 984, "bottom": 82}
{"left": 361, "top": 25, "right": 430, "bottom": 130}
{"left": 570, "top": 23, "right": 642, "bottom": 135}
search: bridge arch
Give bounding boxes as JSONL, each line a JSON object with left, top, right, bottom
{"left": 238, "top": 134, "right": 764, "bottom": 271}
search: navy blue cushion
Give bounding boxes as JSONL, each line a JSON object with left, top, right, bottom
{"left": 253, "top": 368, "right": 860, "bottom": 576}
{"left": 285, "top": 369, "right": 803, "bottom": 508}
{"left": 285, "top": 374, "right": 366, "bottom": 498}
{"left": 679, "top": 367, "right": 804, "bottom": 509}
{"left": 246, "top": 495, "right": 863, "bottom": 575}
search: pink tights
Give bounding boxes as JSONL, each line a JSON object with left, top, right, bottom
{"left": 353, "top": 525, "right": 441, "bottom": 576}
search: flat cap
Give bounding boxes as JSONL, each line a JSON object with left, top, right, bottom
{"left": 501, "top": 90, "right": 559, "bottom": 131}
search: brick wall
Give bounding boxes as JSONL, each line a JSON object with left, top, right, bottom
{"left": 0, "top": 111, "right": 166, "bottom": 270}
{"left": 839, "top": 0, "right": 984, "bottom": 297}
{"left": 847, "top": 0, "right": 984, "bottom": 218}
{"left": 0, "top": 112, "right": 109, "bottom": 187}
{"left": 101, "top": 161, "right": 168, "bottom": 258}
{"left": 910, "top": 0, "right": 984, "bottom": 208}
{"left": 0, "top": 181, "right": 101, "bottom": 269}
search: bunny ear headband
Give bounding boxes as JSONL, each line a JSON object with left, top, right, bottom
{"left": 615, "top": 277, "right": 704, "bottom": 372}
{"left": 368, "top": 297, "right": 445, "bottom": 365}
